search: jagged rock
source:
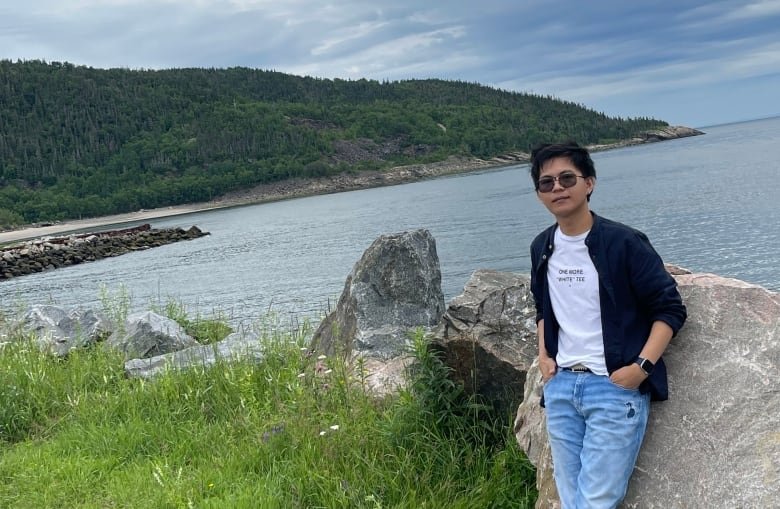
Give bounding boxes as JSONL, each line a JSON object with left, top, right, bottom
{"left": 430, "top": 269, "right": 537, "bottom": 415}
{"left": 640, "top": 125, "right": 703, "bottom": 141}
{"left": 514, "top": 273, "right": 780, "bottom": 509}
{"left": 311, "top": 229, "right": 445, "bottom": 361}
{"left": 124, "top": 331, "right": 265, "bottom": 379}
{"left": 106, "top": 311, "right": 199, "bottom": 360}
{"left": 11, "top": 304, "right": 111, "bottom": 356}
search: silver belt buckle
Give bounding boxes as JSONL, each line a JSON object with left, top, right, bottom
{"left": 569, "top": 363, "right": 589, "bottom": 372}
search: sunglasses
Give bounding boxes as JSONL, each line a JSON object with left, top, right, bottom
{"left": 536, "top": 171, "right": 587, "bottom": 193}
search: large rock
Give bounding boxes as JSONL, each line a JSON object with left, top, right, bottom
{"left": 430, "top": 269, "right": 537, "bottom": 415}
{"left": 106, "top": 311, "right": 199, "bottom": 360}
{"left": 12, "top": 305, "right": 111, "bottom": 356}
{"left": 514, "top": 273, "right": 780, "bottom": 508}
{"left": 311, "top": 229, "right": 445, "bottom": 361}
{"left": 124, "top": 331, "right": 265, "bottom": 379}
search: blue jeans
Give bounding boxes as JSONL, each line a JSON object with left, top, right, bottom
{"left": 543, "top": 369, "right": 650, "bottom": 509}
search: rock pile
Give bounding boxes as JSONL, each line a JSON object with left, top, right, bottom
{"left": 0, "top": 224, "right": 208, "bottom": 280}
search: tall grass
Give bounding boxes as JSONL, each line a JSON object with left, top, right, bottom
{"left": 0, "top": 307, "right": 536, "bottom": 508}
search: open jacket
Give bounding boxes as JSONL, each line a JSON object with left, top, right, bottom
{"left": 530, "top": 212, "right": 687, "bottom": 401}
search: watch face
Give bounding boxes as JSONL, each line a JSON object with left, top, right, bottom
{"left": 639, "top": 358, "right": 654, "bottom": 374}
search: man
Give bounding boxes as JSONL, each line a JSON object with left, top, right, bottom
{"left": 529, "top": 141, "right": 687, "bottom": 508}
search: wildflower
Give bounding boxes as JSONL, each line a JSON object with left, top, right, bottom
{"left": 329, "top": 424, "right": 340, "bottom": 431}
{"left": 317, "top": 354, "right": 327, "bottom": 360}
{"left": 324, "top": 369, "right": 333, "bottom": 375}
{"left": 297, "top": 373, "right": 306, "bottom": 378}
{"left": 319, "top": 430, "right": 327, "bottom": 436}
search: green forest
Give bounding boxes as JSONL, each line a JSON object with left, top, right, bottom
{"left": 0, "top": 59, "right": 668, "bottom": 227}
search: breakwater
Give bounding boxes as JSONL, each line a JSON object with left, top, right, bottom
{"left": 0, "top": 224, "right": 208, "bottom": 281}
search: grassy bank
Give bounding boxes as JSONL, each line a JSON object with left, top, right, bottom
{"left": 0, "top": 303, "right": 536, "bottom": 508}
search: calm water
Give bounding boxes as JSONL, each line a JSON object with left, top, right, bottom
{"left": 3, "top": 116, "right": 779, "bottom": 328}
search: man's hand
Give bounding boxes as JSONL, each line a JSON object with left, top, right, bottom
{"left": 609, "top": 363, "right": 648, "bottom": 389}
{"left": 539, "top": 354, "right": 557, "bottom": 382}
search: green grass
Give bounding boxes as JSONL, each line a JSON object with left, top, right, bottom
{"left": 0, "top": 307, "right": 537, "bottom": 508}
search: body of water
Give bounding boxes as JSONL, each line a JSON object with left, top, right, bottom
{"left": 3, "top": 116, "right": 779, "bottom": 328}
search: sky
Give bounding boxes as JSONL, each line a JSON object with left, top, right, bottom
{"left": 1, "top": 0, "right": 779, "bottom": 128}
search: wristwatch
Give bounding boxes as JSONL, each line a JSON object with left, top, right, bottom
{"left": 635, "top": 357, "right": 654, "bottom": 376}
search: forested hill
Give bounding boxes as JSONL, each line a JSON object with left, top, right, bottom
{"left": 0, "top": 59, "right": 668, "bottom": 226}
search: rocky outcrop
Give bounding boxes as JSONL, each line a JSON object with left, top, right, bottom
{"left": 124, "top": 330, "right": 265, "bottom": 379}
{"left": 588, "top": 126, "right": 704, "bottom": 152}
{"left": 105, "top": 311, "right": 200, "bottom": 360}
{"left": 637, "top": 125, "right": 703, "bottom": 141}
{"left": 9, "top": 304, "right": 112, "bottom": 357}
{"left": 311, "top": 229, "right": 445, "bottom": 360}
{"left": 1, "top": 303, "right": 265, "bottom": 379}
{"left": 310, "top": 229, "right": 445, "bottom": 394}
{"left": 429, "top": 270, "right": 537, "bottom": 415}
{"left": 514, "top": 273, "right": 780, "bottom": 509}
{"left": 0, "top": 224, "right": 208, "bottom": 281}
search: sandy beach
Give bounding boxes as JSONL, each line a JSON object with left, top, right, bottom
{"left": 0, "top": 204, "right": 224, "bottom": 245}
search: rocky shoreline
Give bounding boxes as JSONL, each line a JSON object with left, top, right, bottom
{"left": 0, "top": 224, "right": 208, "bottom": 281}
{"left": 181, "top": 125, "right": 705, "bottom": 209}
{"left": 190, "top": 126, "right": 704, "bottom": 210}
{"left": 0, "top": 125, "right": 703, "bottom": 245}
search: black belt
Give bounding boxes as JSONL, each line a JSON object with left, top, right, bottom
{"left": 561, "top": 364, "right": 591, "bottom": 373}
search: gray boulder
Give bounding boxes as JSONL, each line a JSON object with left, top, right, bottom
{"left": 13, "top": 304, "right": 111, "bottom": 356}
{"left": 311, "top": 229, "right": 445, "bottom": 361}
{"left": 124, "top": 330, "right": 265, "bottom": 379}
{"left": 514, "top": 273, "right": 780, "bottom": 508}
{"left": 106, "top": 311, "right": 199, "bottom": 360}
{"left": 430, "top": 269, "right": 537, "bottom": 415}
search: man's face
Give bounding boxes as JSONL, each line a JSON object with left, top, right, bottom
{"left": 536, "top": 156, "right": 594, "bottom": 219}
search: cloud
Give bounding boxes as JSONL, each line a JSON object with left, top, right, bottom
{"left": 723, "top": 0, "right": 780, "bottom": 19}
{"left": 1, "top": 0, "right": 778, "bottom": 125}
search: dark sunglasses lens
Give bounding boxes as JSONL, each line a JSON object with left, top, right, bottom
{"left": 559, "top": 173, "right": 578, "bottom": 188}
{"left": 538, "top": 178, "right": 554, "bottom": 192}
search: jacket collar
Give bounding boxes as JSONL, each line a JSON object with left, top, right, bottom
{"left": 544, "top": 211, "right": 602, "bottom": 251}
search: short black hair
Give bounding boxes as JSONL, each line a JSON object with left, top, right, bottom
{"left": 530, "top": 141, "right": 596, "bottom": 198}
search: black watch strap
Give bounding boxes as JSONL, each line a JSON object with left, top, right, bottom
{"left": 635, "top": 357, "right": 654, "bottom": 375}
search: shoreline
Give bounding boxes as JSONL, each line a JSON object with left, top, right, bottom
{"left": 0, "top": 125, "right": 704, "bottom": 246}
{"left": 0, "top": 155, "right": 516, "bottom": 245}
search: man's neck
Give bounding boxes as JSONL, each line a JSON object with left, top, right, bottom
{"left": 557, "top": 210, "right": 593, "bottom": 236}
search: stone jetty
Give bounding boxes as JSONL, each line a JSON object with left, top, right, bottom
{"left": 0, "top": 224, "right": 208, "bottom": 281}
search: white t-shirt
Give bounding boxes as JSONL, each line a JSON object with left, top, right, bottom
{"left": 546, "top": 227, "right": 607, "bottom": 375}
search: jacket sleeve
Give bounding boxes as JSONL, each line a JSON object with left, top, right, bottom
{"left": 627, "top": 231, "right": 687, "bottom": 335}
{"left": 529, "top": 238, "right": 544, "bottom": 324}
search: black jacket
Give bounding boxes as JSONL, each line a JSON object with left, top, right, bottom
{"left": 530, "top": 213, "right": 687, "bottom": 401}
